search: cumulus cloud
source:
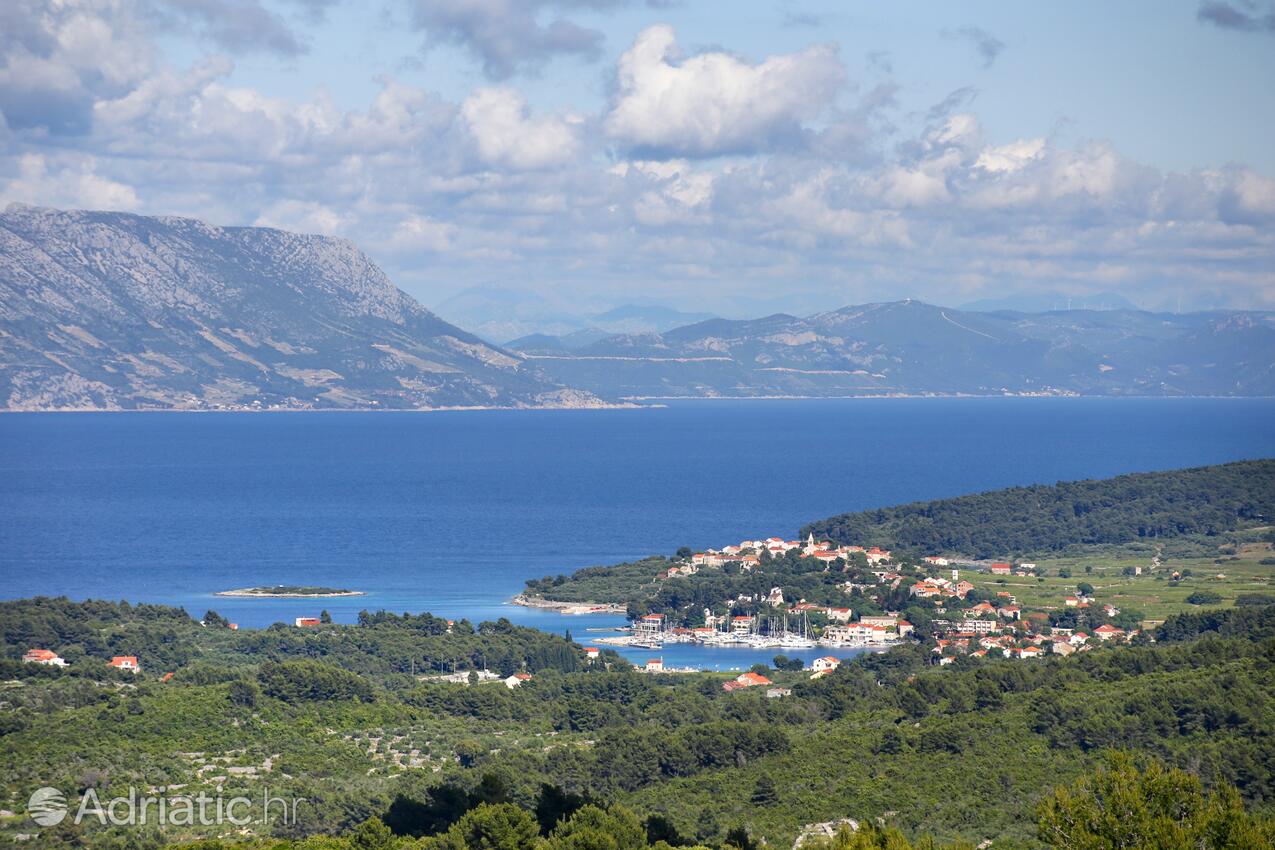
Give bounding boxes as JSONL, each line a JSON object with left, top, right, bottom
{"left": 975, "top": 138, "right": 1046, "bottom": 173}
{"left": 943, "top": 26, "right": 1006, "bottom": 68}
{"left": 1197, "top": 1, "right": 1275, "bottom": 33}
{"left": 461, "top": 88, "right": 580, "bottom": 170}
{"left": 406, "top": 0, "right": 628, "bottom": 80}
{"left": 0, "top": 153, "right": 140, "bottom": 210}
{"left": 604, "top": 25, "right": 846, "bottom": 158}
{"left": 0, "top": 0, "right": 155, "bottom": 135}
{"left": 2, "top": 6, "right": 1273, "bottom": 312}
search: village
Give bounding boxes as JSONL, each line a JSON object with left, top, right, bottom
{"left": 19, "top": 535, "right": 1153, "bottom": 694}
{"left": 588, "top": 531, "right": 1148, "bottom": 688}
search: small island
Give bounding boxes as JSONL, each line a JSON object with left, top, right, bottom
{"left": 215, "top": 585, "right": 365, "bottom": 598}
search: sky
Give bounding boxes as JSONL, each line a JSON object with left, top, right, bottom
{"left": 1, "top": 0, "right": 1274, "bottom": 319}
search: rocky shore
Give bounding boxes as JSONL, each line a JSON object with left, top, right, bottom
{"left": 510, "top": 593, "right": 627, "bottom": 615}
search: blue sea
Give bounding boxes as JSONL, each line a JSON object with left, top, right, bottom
{"left": 2, "top": 398, "right": 1273, "bottom": 669}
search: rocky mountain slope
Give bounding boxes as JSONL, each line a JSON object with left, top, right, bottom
{"left": 511, "top": 300, "right": 1275, "bottom": 398}
{"left": 0, "top": 205, "right": 604, "bottom": 411}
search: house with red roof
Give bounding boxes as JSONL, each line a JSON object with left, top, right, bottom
{"left": 109, "top": 656, "right": 139, "bottom": 672}
{"left": 810, "top": 656, "right": 841, "bottom": 673}
{"left": 584, "top": 647, "right": 600, "bottom": 659}
{"left": 23, "top": 648, "right": 67, "bottom": 666}
{"left": 722, "top": 671, "right": 771, "bottom": 691}
{"left": 294, "top": 617, "right": 322, "bottom": 627}
{"left": 504, "top": 672, "right": 533, "bottom": 688}
{"left": 864, "top": 547, "right": 891, "bottom": 564}
{"left": 989, "top": 563, "right": 1012, "bottom": 575}
{"left": 1093, "top": 624, "right": 1125, "bottom": 641}
{"left": 911, "top": 581, "right": 944, "bottom": 599}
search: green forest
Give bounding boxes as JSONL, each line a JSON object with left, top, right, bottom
{"left": 802, "top": 459, "right": 1275, "bottom": 558}
{"left": 4, "top": 597, "right": 1275, "bottom": 848}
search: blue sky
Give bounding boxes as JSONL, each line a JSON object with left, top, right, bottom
{"left": 3, "top": 0, "right": 1274, "bottom": 318}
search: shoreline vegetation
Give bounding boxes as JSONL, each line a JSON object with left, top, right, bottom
{"left": 216, "top": 586, "right": 366, "bottom": 598}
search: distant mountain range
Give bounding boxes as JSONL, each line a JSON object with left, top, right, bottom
{"left": 509, "top": 300, "right": 1275, "bottom": 398}
{"left": 433, "top": 287, "right": 715, "bottom": 344}
{"left": 0, "top": 206, "right": 605, "bottom": 411}
{"left": 4, "top": 206, "right": 1269, "bottom": 410}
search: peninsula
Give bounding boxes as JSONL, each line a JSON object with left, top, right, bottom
{"left": 520, "top": 460, "right": 1275, "bottom": 653}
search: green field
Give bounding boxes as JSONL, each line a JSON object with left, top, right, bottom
{"left": 960, "top": 538, "right": 1275, "bottom": 622}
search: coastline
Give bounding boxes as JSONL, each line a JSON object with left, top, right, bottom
{"left": 7, "top": 395, "right": 1275, "bottom": 414}
{"left": 0, "top": 401, "right": 647, "bottom": 414}
{"left": 215, "top": 588, "right": 367, "bottom": 599}
{"left": 511, "top": 593, "right": 627, "bottom": 615}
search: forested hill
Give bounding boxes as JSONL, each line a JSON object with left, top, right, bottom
{"left": 801, "top": 459, "right": 1275, "bottom": 559}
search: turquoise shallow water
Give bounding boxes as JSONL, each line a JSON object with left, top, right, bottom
{"left": 2, "top": 398, "right": 1273, "bottom": 667}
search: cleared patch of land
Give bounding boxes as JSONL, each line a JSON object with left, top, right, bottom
{"left": 962, "top": 540, "right": 1275, "bottom": 622}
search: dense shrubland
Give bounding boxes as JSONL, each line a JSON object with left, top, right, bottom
{"left": 802, "top": 459, "right": 1275, "bottom": 558}
{"left": 2, "top": 599, "right": 1275, "bottom": 848}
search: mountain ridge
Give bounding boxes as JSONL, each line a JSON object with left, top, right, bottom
{"left": 511, "top": 299, "right": 1275, "bottom": 398}
{"left": 0, "top": 205, "right": 607, "bottom": 411}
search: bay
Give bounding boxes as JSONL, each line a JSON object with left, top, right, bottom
{"left": 2, "top": 398, "right": 1273, "bottom": 668}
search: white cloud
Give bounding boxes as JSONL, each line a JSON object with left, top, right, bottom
{"left": 604, "top": 25, "right": 846, "bottom": 158}
{"left": 975, "top": 138, "right": 1046, "bottom": 173}
{"left": 1, "top": 7, "right": 1273, "bottom": 312}
{"left": 0, "top": 153, "right": 139, "bottom": 210}
{"left": 1231, "top": 168, "right": 1275, "bottom": 217}
{"left": 253, "top": 199, "right": 346, "bottom": 234}
{"left": 461, "top": 88, "right": 579, "bottom": 170}
{"left": 388, "top": 214, "right": 458, "bottom": 252}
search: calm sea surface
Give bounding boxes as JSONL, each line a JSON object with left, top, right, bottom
{"left": 2, "top": 398, "right": 1273, "bottom": 669}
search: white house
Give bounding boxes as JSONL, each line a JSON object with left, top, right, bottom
{"left": 23, "top": 648, "right": 67, "bottom": 666}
